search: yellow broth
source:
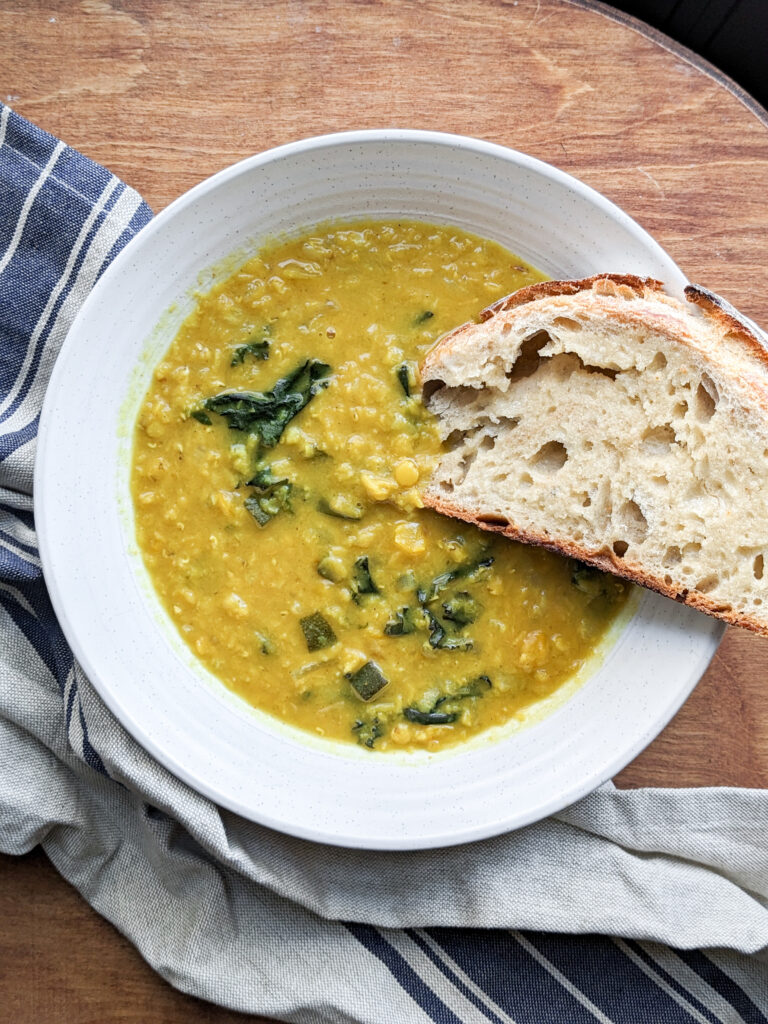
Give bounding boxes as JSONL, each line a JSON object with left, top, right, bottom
{"left": 131, "top": 221, "right": 628, "bottom": 752}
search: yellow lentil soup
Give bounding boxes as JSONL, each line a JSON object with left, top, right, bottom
{"left": 132, "top": 220, "right": 628, "bottom": 753}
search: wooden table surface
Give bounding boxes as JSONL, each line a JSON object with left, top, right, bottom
{"left": 2, "top": 1, "right": 768, "bottom": 1020}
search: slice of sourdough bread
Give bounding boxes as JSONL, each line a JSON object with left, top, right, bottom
{"left": 420, "top": 274, "right": 768, "bottom": 635}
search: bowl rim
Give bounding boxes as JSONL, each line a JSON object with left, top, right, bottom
{"left": 35, "top": 129, "right": 723, "bottom": 849}
{"left": 94, "top": 127, "right": 682, "bottom": 287}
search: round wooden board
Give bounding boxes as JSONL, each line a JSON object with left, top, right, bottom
{"left": 1, "top": 1, "right": 767, "bottom": 1021}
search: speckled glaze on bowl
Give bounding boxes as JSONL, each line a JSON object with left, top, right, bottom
{"left": 35, "top": 131, "right": 723, "bottom": 849}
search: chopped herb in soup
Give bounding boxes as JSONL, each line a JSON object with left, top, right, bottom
{"left": 132, "top": 220, "right": 629, "bottom": 752}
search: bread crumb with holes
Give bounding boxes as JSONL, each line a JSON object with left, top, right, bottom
{"left": 422, "top": 274, "right": 768, "bottom": 635}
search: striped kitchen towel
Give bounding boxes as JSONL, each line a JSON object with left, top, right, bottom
{"left": 1, "top": 103, "right": 767, "bottom": 1023}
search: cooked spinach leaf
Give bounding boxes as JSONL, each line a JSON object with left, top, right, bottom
{"left": 299, "top": 612, "right": 337, "bottom": 651}
{"left": 403, "top": 675, "right": 491, "bottom": 726}
{"left": 423, "top": 606, "right": 474, "bottom": 651}
{"left": 346, "top": 661, "right": 389, "bottom": 701}
{"left": 442, "top": 591, "right": 480, "bottom": 626}
{"left": 379, "top": 556, "right": 493, "bottom": 650}
{"left": 190, "top": 409, "right": 212, "bottom": 425}
{"left": 200, "top": 359, "right": 332, "bottom": 447}
{"left": 396, "top": 361, "right": 417, "bottom": 398}
{"left": 414, "top": 310, "right": 434, "bottom": 326}
{"left": 243, "top": 465, "right": 292, "bottom": 526}
{"left": 452, "top": 674, "right": 492, "bottom": 700}
{"left": 231, "top": 337, "right": 270, "bottom": 366}
{"left": 383, "top": 606, "right": 417, "bottom": 636}
{"left": 403, "top": 707, "right": 457, "bottom": 725}
{"left": 352, "top": 715, "right": 385, "bottom": 749}
{"left": 417, "top": 553, "right": 494, "bottom": 604}
{"left": 351, "top": 556, "right": 379, "bottom": 603}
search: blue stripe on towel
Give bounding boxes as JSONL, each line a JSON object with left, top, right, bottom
{"left": 405, "top": 929, "right": 509, "bottom": 1024}
{"left": 0, "top": 578, "right": 72, "bottom": 692}
{"left": 676, "top": 950, "right": 768, "bottom": 1024}
{"left": 515, "top": 932, "right": 710, "bottom": 1024}
{"left": 621, "top": 940, "right": 724, "bottom": 1023}
{"left": 346, "top": 924, "right": 465, "bottom": 1023}
{"left": 425, "top": 928, "right": 609, "bottom": 1023}
{"left": 77, "top": 701, "right": 108, "bottom": 776}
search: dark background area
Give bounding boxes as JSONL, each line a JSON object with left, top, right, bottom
{"left": 608, "top": 0, "right": 767, "bottom": 110}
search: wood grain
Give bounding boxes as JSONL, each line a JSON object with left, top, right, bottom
{"left": 0, "top": 848, "right": 255, "bottom": 1024}
{"left": 1, "top": 0, "right": 767, "bottom": 1020}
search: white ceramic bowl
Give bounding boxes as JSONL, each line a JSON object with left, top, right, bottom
{"left": 36, "top": 130, "right": 723, "bottom": 849}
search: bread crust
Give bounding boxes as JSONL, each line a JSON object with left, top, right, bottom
{"left": 480, "top": 274, "right": 768, "bottom": 369}
{"left": 479, "top": 273, "right": 664, "bottom": 320}
{"left": 684, "top": 284, "right": 768, "bottom": 368}
{"left": 423, "top": 491, "right": 768, "bottom": 637}
{"left": 423, "top": 275, "right": 768, "bottom": 387}
{"left": 421, "top": 274, "right": 675, "bottom": 383}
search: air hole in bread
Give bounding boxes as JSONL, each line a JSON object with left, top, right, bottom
{"left": 445, "top": 429, "right": 466, "bottom": 451}
{"left": 754, "top": 554, "right": 764, "bottom": 581}
{"left": 479, "top": 433, "right": 496, "bottom": 452}
{"left": 695, "top": 374, "right": 719, "bottom": 421}
{"left": 652, "top": 475, "right": 669, "bottom": 488}
{"left": 422, "top": 378, "right": 445, "bottom": 403}
{"left": 501, "top": 322, "right": 513, "bottom": 337}
{"left": 581, "top": 493, "right": 591, "bottom": 508}
{"left": 663, "top": 544, "right": 684, "bottom": 569}
{"left": 663, "top": 546, "right": 681, "bottom": 567}
{"left": 683, "top": 542, "right": 701, "bottom": 557}
{"left": 477, "top": 513, "right": 509, "bottom": 527}
{"left": 530, "top": 440, "right": 568, "bottom": 473}
{"left": 577, "top": 357, "right": 618, "bottom": 380}
{"left": 613, "top": 540, "right": 629, "bottom": 558}
{"left": 663, "top": 574, "right": 673, "bottom": 585}
{"left": 616, "top": 500, "right": 648, "bottom": 543}
{"left": 695, "top": 574, "right": 719, "bottom": 594}
{"left": 584, "top": 440, "right": 594, "bottom": 451}
{"left": 686, "top": 478, "right": 706, "bottom": 500}
{"left": 553, "top": 316, "right": 581, "bottom": 331}
{"left": 649, "top": 352, "right": 667, "bottom": 371}
{"left": 496, "top": 415, "right": 520, "bottom": 431}
{"left": 755, "top": 598, "right": 763, "bottom": 606}
{"left": 456, "top": 448, "right": 477, "bottom": 485}
{"left": 672, "top": 401, "right": 688, "bottom": 419}
{"left": 506, "top": 330, "right": 551, "bottom": 382}
{"left": 642, "top": 424, "right": 676, "bottom": 453}
{"left": 520, "top": 472, "right": 533, "bottom": 487}
{"left": 450, "top": 386, "right": 483, "bottom": 410}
